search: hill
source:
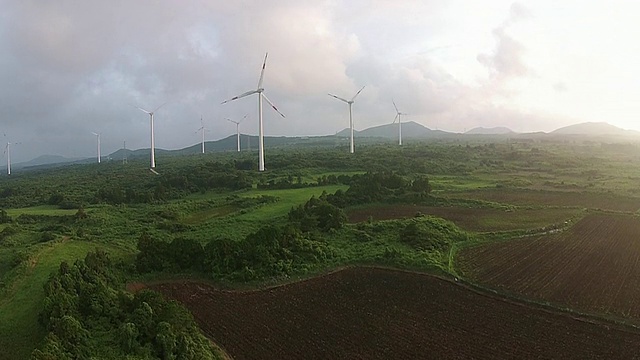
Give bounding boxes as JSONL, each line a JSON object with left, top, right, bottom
{"left": 551, "top": 122, "right": 637, "bottom": 135}
{"left": 465, "top": 127, "right": 515, "bottom": 135}
{"left": 337, "top": 121, "right": 453, "bottom": 139}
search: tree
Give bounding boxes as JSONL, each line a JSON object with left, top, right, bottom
{"left": 0, "top": 209, "right": 11, "bottom": 223}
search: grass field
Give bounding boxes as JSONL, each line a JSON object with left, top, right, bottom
{"left": 4, "top": 205, "right": 80, "bottom": 217}
{"left": 0, "top": 240, "right": 124, "bottom": 360}
{"left": 239, "top": 185, "right": 347, "bottom": 220}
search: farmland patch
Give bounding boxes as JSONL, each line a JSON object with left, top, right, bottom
{"left": 458, "top": 214, "right": 640, "bottom": 322}
{"left": 152, "top": 267, "right": 640, "bottom": 360}
{"left": 445, "top": 189, "right": 640, "bottom": 212}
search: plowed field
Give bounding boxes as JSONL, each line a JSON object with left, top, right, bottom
{"left": 151, "top": 267, "right": 640, "bottom": 359}
{"left": 445, "top": 189, "right": 640, "bottom": 212}
{"left": 459, "top": 214, "right": 640, "bottom": 322}
{"left": 347, "top": 205, "right": 579, "bottom": 232}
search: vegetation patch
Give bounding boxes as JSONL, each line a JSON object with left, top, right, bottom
{"left": 33, "top": 250, "right": 221, "bottom": 359}
{"left": 347, "top": 205, "right": 582, "bottom": 232}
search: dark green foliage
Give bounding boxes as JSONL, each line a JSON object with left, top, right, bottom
{"left": 399, "top": 216, "right": 470, "bottom": 251}
{"left": 39, "top": 231, "right": 56, "bottom": 242}
{"left": 47, "top": 193, "right": 64, "bottom": 206}
{"left": 74, "top": 206, "right": 87, "bottom": 220}
{"left": 0, "top": 208, "right": 12, "bottom": 223}
{"left": 324, "top": 171, "right": 432, "bottom": 207}
{"left": 136, "top": 224, "right": 333, "bottom": 281}
{"left": 169, "top": 238, "right": 205, "bottom": 271}
{"left": 35, "top": 250, "right": 218, "bottom": 359}
{"left": 136, "top": 233, "right": 170, "bottom": 273}
{"left": 288, "top": 196, "right": 347, "bottom": 232}
{"left": 0, "top": 225, "right": 19, "bottom": 240}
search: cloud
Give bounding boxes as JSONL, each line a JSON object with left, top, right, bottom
{"left": 0, "top": 1, "right": 580, "bottom": 163}
{"left": 477, "top": 2, "right": 531, "bottom": 80}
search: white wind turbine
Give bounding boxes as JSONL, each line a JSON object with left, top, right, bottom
{"left": 221, "top": 53, "right": 285, "bottom": 172}
{"left": 328, "top": 86, "right": 365, "bottom": 153}
{"left": 226, "top": 114, "right": 247, "bottom": 152}
{"left": 91, "top": 132, "right": 101, "bottom": 163}
{"left": 135, "top": 102, "right": 166, "bottom": 172}
{"left": 3, "top": 135, "right": 20, "bottom": 176}
{"left": 392, "top": 99, "right": 408, "bottom": 146}
{"left": 196, "top": 116, "right": 208, "bottom": 154}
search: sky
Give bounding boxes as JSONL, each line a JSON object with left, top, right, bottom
{"left": 1, "top": 0, "right": 639, "bottom": 162}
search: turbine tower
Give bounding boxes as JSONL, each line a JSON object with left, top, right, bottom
{"left": 226, "top": 114, "right": 247, "bottom": 152}
{"left": 91, "top": 132, "right": 101, "bottom": 163}
{"left": 221, "top": 53, "right": 285, "bottom": 171}
{"left": 328, "top": 86, "right": 365, "bottom": 153}
{"left": 392, "top": 99, "right": 407, "bottom": 146}
{"left": 196, "top": 116, "right": 207, "bottom": 154}
{"left": 4, "top": 139, "right": 19, "bottom": 176}
{"left": 135, "top": 103, "right": 166, "bottom": 171}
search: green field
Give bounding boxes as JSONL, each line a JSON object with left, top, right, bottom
{"left": 2, "top": 140, "right": 640, "bottom": 358}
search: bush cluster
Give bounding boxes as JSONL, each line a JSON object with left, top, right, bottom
{"left": 136, "top": 226, "right": 333, "bottom": 281}
{"left": 324, "top": 171, "right": 432, "bottom": 207}
{"left": 34, "top": 249, "right": 218, "bottom": 359}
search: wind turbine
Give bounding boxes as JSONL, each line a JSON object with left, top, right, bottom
{"left": 196, "top": 116, "right": 208, "bottom": 154}
{"left": 328, "top": 86, "right": 365, "bottom": 153}
{"left": 226, "top": 114, "right": 247, "bottom": 152}
{"left": 3, "top": 135, "right": 20, "bottom": 176}
{"left": 392, "top": 99, "right": 408, "bottom": 146}
{"left": 221, "top": 53, "right": 285, "bottom": 172}
{"left": 135, "top": 102, "right": 166, "bottom": 171}
{"left": 91, "top": 132, "right": 101, "bottom": 163}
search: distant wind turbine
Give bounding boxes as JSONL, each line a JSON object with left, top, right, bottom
{"left": 135, "top": 102, "right": 166, "bottom": 171}
{"left": 226, "top": 114, "right": 248, "bottom": 152}
{"left": 196, "top": 116, "right": 208, "bottom": 154}
{"left": 221, "top": 53, "right": 285, "bottom": 171}
{"left": 328, "top": 86, "right": 365, "bottom": 153}
{"left": 3, "top": 135, "right": 20, "bottom": 175}
{"left": 392, "top": 99, "right": 408, "bottom": 146}
{"left": 91, "top": 132, "right": 101, "bottom": 163}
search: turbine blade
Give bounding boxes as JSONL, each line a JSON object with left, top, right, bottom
{"left": 393, "top": 114, "right": 398, "bottom": 124}
{"left": 261, "top": 93, "right": 285, "bottom": 118}
{"left": 328, "top": 93, "right": 349, "bottom": 103}
{"left": 136, "top": 106, "right": 151, "bottom": 114}
{"left": 351, "top": 86, "right": 365, "bottom": 101}
{"left": 392, "top": 99, "right": 399, "bottom": 113}
{"left": 257, "top": 52, "right": 268, "bottom": 89}
{"left": 226, "top": 118, "right": 239, "bottom": 125}
{"left": 241, "top": 114, "right": 248, "bottom": 122}
{"left": 153, "top": 102, "right": 167, "bottom": 113}
{"left": 221, "top": 90, "right": 258, "bottom": 104}
{"left": 91, "top": 132, "right": 98, "bottom": 136}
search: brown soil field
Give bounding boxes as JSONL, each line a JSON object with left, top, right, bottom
{"left": 347, "top": 205, "right": 579, "bottom": 232}
{"left": 445, "top": 189, "right": 640, "bottom": 212}
{"left": 151, "top": 267, "right": 640, "bottom": 360}
{"left": 459, "top": 213, "right": 640, "bottom": 322}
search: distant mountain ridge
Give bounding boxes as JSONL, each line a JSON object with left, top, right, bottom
{"left": 465, "top": 127, "right": 515, "bottom": 135}
{"left": 336, "top": 121, "right": 453, "bottom": 139}
{"left": 11, "top": 121, "right": 640, "bottom": 173}
{"left": 551, "top": 122, "right": 638, "bottom": 135}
